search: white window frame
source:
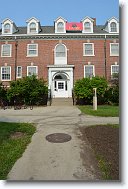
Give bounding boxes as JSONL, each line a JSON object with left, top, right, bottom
{"left": 83, "top": 43, "right": 95, "bottom": 56}
{"left": 84, "top": 65, "right": 95, "bottom": 78}
{"left": 27, "top": 44, "right": 38, "bottom": 57}
{"left": 84, "top": 22, "right": 91, "bottom": 33}
{"left": 17, "top": 66, "right": 22, "bottom": 78}
{"left": 27, "top": 66, "right": 38, "bottom": 77}
{"left": 29, "top": 22, "right": 37, "bottom": 33}
{"left": 4, "top": 23, "right": 11, "bottom": 34}
{"left": 110, "top": 43, "right": 119, "bottom": 56}
{"left": 1, "top": 66, "right": 11, "bottom": 81}
{"left": 110, "top": 22, "right": 117, "bottom": 32}
{"left": 1, "top": 44, "right": 12, "bottom": 57}
{"left": 111, "top": 65, "right": 119, "bottom": 78}
{"left": 57, "top": 22, "right": 64, "bottom": 33}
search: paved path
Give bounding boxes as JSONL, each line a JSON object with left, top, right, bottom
{"left": 0, "top": 106, "right": 119, "bottom": 181}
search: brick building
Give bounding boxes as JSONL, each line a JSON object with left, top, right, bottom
{"left": 0, "top": 16, "right": 119, "bottom": 98}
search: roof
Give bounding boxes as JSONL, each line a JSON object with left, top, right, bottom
{"left": 0, "top": 25, "right": 110, "bottom": 35}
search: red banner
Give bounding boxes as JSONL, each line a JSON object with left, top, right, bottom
{"left": 66, "top": 22, "right": 83, "bottom": 31}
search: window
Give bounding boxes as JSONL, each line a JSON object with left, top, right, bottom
{"left": 1, "top": 44, "right": 12, "bottom": 57}
{"left": 55, "top": 44, "right": 66, "bottom": 57}
{"left": 17, "top": 66, "right": 22, "bottom": 78}
{"left": 84, "top": 65, "right": 95, "bottom": 78}
{"left": 111, "top": 65, "right": 119, "bottom": 78}
{"left": 1, "top": 66, "right": 11, "bottom": 81}
{"left": 84, "top": 22, "right": 91, "bottom": 32}
{"left": 57, "top": 22, "right": 64, "bottom": 33}
{"left": 27, "top": 44, "right": 38, "bottom": 56}
{"left": 110, "top": 22, "right": 117, "bottom": 32}
{"left": 110, "top": 43, "right": 119, "bottom": 56}
{"left": 29, "top": 22, "right": 36, "bottom": 33}
{"left": 27, "top": 66, "right": 38, "bottom": 76}
{"left": 83, "top": 43, "right": 94, "bottom": 56}
{"left": 4, "top": 23, "right": 11, "bottom": 33}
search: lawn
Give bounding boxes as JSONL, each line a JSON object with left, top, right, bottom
{"left": 78, "top": 105, "right": 119, "bottom": 117}
{"left": 0, "top": 122, "right": 36, "bottom": 180}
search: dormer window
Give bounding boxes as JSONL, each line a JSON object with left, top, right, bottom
{"left": 104, "top": 17, "right": 119, "bottom": 33}
{"left": 110, "top": 22, "right": 117, "bottom": 32}
{"left": 26, "top": 17, "right": 41, "bottom": 34}
{"left": 29, "top": 22, "right": 36, "bottom": 33}
{"left": 4, "top": 23, "right": 11, "bottom": 33}
{"left": 57, "top": 22, "right": 64, "bottom": 33}
{"left": 54, "top": 17, "right": 67, "bottom": 33}
{"left": 81, "top": 17, "right": 94, "bottom": 33}
{"left": 84, "top": 22, "right": 91, "bottom": 32}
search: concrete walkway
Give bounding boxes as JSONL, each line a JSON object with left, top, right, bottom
{"left": 0, "top": 106, "right": 119, "bottom": 181}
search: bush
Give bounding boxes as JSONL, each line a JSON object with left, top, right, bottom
{"left": 74, "top": 76, "right": 108, "bottom": 105}
{"left": 7, "top": 75, "right": 48, "bottom": 105}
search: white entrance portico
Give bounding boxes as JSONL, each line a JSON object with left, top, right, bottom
{"left": 47, "top": 65, "right": 74, "bottom": 98}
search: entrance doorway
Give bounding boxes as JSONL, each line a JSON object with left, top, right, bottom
{"left": 53, "top": 73, "right": 68, "bottom": 98}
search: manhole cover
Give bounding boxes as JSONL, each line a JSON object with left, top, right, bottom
{"left": 46, "top": 133, "right": 72, "bottom": 143}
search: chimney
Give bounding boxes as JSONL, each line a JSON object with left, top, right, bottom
{"left": 92, "top": 18, "right": 96, "bottom": 26}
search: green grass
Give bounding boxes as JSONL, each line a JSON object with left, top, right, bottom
{"left": 0, "top": 122, "right": 36, "bottom": 179}
{"left": 78, "top": 105, "right": 119, "bottom": 117}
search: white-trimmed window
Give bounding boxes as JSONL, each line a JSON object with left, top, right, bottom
{"left": 4, "top": 23, "right": 11, "bottom": 33}
{"left": 110, "top": 22, "right": 117, "bottom": 32}
{"left": 110, "top": 43, "right": 119, "bottom": 56}
{"left": 27, "top": 44, "right": 38, "bottom": 56}
{"left": 83, "top": 43, "right": 94, "bottom": 56}
{"left": 17, "top": 66, "right": 22, "bottom": 78}
{"left": 29, "top": 22, "right": 36, "bottom": 33}
{"left": 1, "top": 66, "right": 11, "bottom": 81}
{"left": 111, "top": 65, "right": 119, "bottom": 78}
{"left": 27, "top": 66, "right": 38, "bottom": 77}
{"left": 55, "top": 44, "right": 66, "bottom": 57}
{"left": 57, "top": 22, "right": 64, "bottom": 33}
{"left": 1, "top": 44, "right": 12, "bottom": 57}
{"left": 84, "top": 22, "right": 91, "bottom": 32}
{"left": 84, "top": 65, "right": 95, "bottom": 78}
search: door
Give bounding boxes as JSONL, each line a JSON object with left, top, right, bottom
{"left": 54, "top": 80, "right": 68, "bottom": 98}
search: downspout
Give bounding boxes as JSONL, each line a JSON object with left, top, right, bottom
{"left": 14, "top": 36, "right": 18, "bottom": 81}
{"left": 104, "top": 34, "right": 107, "bottom": 79}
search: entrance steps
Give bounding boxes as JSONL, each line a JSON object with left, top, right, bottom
{"left": 51, "top": 98, "right": 73, "bottom": 106}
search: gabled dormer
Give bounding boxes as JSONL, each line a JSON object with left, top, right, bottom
{"left": 26, "top": 17, "right": 41, "bottom": 34}
{"left": 104, "top": 17, "right": 119, "bottom": 33}
{"left": 81, "top": 16, "right": 94, "bottom": 33}
{"left": 54, "top": 16, "right": 67, "bottom": 33}
{"left": 1, "top": 18, "right": 17, "bottom": 35}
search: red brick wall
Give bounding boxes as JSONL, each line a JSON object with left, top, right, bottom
{"left": 0, "top": 38, "right": 119, "bottom": 85}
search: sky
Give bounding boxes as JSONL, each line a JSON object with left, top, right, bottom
{"left": 0, "top": 0, "right": 119, "bottom": 26}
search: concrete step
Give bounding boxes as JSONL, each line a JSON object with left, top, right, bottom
{"left": 51, "top": 98, "right": 73, "bottom": 106}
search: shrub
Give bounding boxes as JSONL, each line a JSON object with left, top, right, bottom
{"left": 74, "top": 76, "right": 108, "bottom": 105}
{"left": 7, "top": 75, "right": 48, "bottom": 105}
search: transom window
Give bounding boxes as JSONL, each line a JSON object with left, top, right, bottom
{"left": 27, "top": 44, "right": 38, "bottom": 56}
{"left": 110, "top": 43, "right": 119, "bottom": 56}
{"left": 84, "top": 65, "right": 95, "bottom": 78}
{"left": 84, "top": 22, "right": 91, "bottom": 32}
{"left": 1, "top": 44, "right": 12, "bottom": 57}
{"left": 83, "top": 43, "right": 94, "bottom": 56}
{"left": 110, "top": 22, "right": 117, "bottom": 32}
{"left": 111, "top": 65, "right": 119, "bottom": 78}
{"left": 29, "top": 22, "right": 36, "bottom": 33}
{"left": 4, "top": 23, "right": 11, "bottom": 33}
{"left": 1, "top": 66, "right": 11, "bottom": 81}
{"left": 57, "top": 22, "right": 64, "bottom": 32}
{"left": 27, "top": 66, "right": 38, "bottom": 76}
{"left": 55, "top": 44, "right": 66, "bottom": 57}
